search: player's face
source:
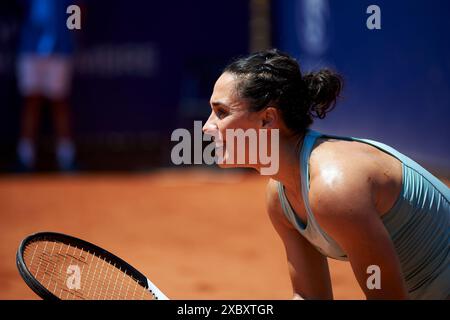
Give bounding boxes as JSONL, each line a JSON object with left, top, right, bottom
{"left": 203, "top": 72, "right": 266, "bottom": 168}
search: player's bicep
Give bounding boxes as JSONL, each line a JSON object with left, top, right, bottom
{"left": 311, "top": 177, "right": 408, "bottom": 299}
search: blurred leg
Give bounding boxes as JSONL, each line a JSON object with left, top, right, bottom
{"left": 17, "top": 95, "right": 42, "bottom": 169}
{"left": 46, "top": 55, "right": 76, "bottom": 171}
{"left": 51, "top": 99, "right": 75, "bottom": 171}
{"left": 51, "top": 98, "right": 72, "bottom": 140}
{"left": 17, "top": 55, "right": 42, "bottom": 170}
{"left": 20, "top": 94, "right": 43, "bottom": 140}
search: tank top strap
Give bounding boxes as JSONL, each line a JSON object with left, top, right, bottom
{"left": 299, "top": 129, "right": 323, "bottom": 225}
{"left": 276, "top": 182, "right": 307, "bottom": 231}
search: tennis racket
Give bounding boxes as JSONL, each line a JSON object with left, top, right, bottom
{"left": 16, "top": 231, "right": 169, "bottom": 300}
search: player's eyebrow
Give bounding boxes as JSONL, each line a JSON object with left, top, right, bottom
{"left": 210, "top": 100, "right": 229, "bottom": 108}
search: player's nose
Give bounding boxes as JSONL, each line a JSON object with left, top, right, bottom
{"left": 202, "top": 116, "right": 218, "bottom": 135}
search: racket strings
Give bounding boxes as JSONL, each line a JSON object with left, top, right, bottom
{"left": 23, "top": 240, "right": 155, "bottom": 300}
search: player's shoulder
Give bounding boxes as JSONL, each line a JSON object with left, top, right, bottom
{"left": 308, "top": 140, "right": 377, "bottom": 218}
{"left": 309, "top": 137, "right": 379, "bottom": 187}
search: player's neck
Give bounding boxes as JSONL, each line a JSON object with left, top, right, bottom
{"left": 269, "top": 133, "right": 304, "bottom": 193}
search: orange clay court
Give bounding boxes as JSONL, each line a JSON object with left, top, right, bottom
{"left": 1, "top": 169, "right": 448, "bottom": 300}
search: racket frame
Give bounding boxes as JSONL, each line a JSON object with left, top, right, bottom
{"left": 16, "top": 231, "right": 168, "bottom": 300}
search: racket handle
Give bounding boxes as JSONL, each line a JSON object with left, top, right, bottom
{"left": 147, "top": 278, "right": 169, "bottom": 300}
{"left": 292, "top": 293, "right": 304, "bottom": 300}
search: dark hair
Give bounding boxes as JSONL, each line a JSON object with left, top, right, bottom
{"left": 223, "top": 49, "right": 343, "bottom": 134}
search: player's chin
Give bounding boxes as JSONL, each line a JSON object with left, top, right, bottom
{"left": 216, "top": 162, "right": 238, "bottom": 169}
{"left": 216, "top": 161, "right": 253, "bottom": 170}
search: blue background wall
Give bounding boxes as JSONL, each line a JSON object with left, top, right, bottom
{"left": 274, "top": 0, "right": 450, "bottom": 171}
{"left": 0, "top": 0, "right": 448, "bottom": 172}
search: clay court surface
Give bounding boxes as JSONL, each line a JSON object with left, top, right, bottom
{"left": 1, "top": 169, "right": 447, "bottom": 300}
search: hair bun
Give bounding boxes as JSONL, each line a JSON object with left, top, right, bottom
{"left": 303, "top": 69, "right": 343, "bottom": 119}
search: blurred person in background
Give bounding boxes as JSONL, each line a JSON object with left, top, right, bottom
{"left": 16, "top": 0, "right": 76, "bottom": 171}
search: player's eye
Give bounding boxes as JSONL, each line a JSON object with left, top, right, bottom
{"left": 215, "top": 108, "right": 228, "bottom": 119}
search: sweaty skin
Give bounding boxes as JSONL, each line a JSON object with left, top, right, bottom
{"left": 283, "top": 138, "right": 403, "bottom": 224}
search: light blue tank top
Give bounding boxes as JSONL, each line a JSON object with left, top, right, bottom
{"left": 277, "top": 129, "right": 450, "bottom": 299}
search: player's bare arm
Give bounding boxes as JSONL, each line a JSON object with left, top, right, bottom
{"left": 308, "top": 151, "right": 409, "bottom": 299}
{"left": 266, "top": 179, "right": 333, "bottom": 300}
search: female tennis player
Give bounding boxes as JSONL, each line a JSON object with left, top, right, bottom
{"left": 202, "top": 49, "right": 449, "bottom": 300}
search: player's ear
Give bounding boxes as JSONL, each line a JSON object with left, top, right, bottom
{"left": 261, "top": 106, "right": 278, "bottom": 128}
